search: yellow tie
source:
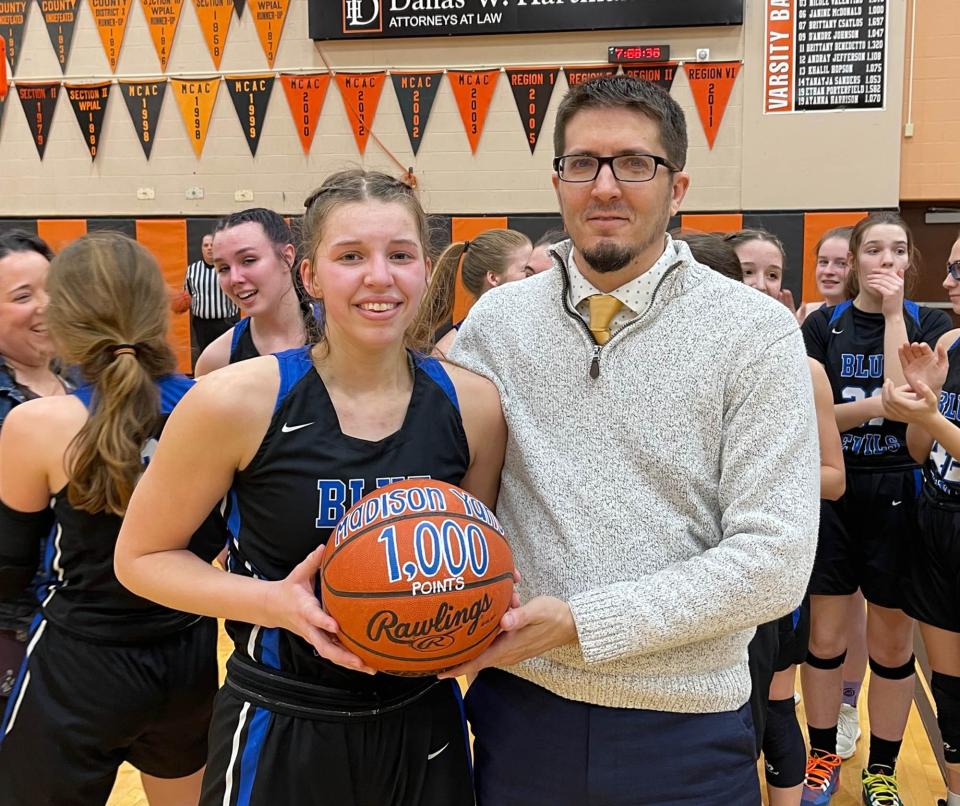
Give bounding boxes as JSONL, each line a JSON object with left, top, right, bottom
{"left": 588, "top": 294, "right": 623, "bottom": 345}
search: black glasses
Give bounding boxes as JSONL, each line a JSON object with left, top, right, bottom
{"left": 948, "top": 260, "right": 960, "bottom": 281}
{"left": 553, "top": 154, "right": 678, "bottom": 183}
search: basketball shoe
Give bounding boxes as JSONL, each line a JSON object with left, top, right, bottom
{"left": 861, "top": 765, "right": 903, "bottom": 805}
{"left": 836, "top": 703, "right": 862, "bottom": 760}
{"left": 801, "top": 751, "right": 842, "bottom": 804}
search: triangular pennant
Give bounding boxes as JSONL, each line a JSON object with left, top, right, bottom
{"left": 192, "top": 0, "right": 232, "bottom": 69}
{"left": 120, "top": 78, "right": 166, "bottom": 159}
{"left": 334, "top": 72, "right": 385, "bottom": 155}
{"left": 684, "top": 61, "right": 741, "bottom": 149}
{"left": 65, "top": 81, "right": 110, "bottom": 159}
{"left": 16, "top": 82, "right": 60, "bottom": 159}
{"left": 391, "top": 71, "right": 440, "bottom": 157}
{"left": 279, "top": 72, "right": 328, "bottom": 155}
{"left": 249, "top": 0, "right": 287, "bottom": 68}
{"left": 171, "top": 76, "right": 219, "bottom": 157}
{"left": 563, "top": 65, "right": 617, "bottom": 88}
{"left": 226, "top": 73, "right": 273, "bottom": 156}
{"left": 88, "top": 0, "right": 133, "bottom": 72}
{"left": 233, "top": 0, "right": 242, "bottom": 15}
{"left": 448, "top": 70, "right": 499, "bottom": 155}
{"left": 506, "top": 67, "right": 558, "bottom": 154}
{"left": 0, "top": 4, "right": 28, "bottom": 74}
{"left": 623, "top": 62, "right": 678, "bottom": 94}
{"left": 140, "top": 0, "right": 183, "bottom": 71}
{"left": 40, "top": 0, "right": 81, "bottom": 73}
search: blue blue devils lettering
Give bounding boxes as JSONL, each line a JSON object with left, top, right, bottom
{"left": 317, "top": 476, "right": 432, "bottom": 528}
{"left": 841, "top": 433, "right": 902, "bottom": 456}
{"left": 940, "top": 391, "right": 960, "bottom": 423}
{"left": 839, "top": 353, "right": 883, "bottom": 379}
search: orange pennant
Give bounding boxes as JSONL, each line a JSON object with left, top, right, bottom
{"left": 250, "top": 0, "right": 287, "bottom": 68}
{"left": 140, "top": 0, "right": 183, "bottom": 71}
{"left": 170, "top": 76, "right": 219, "bottom": 156}
{"left": 334, "top": 72, "right": 384, "bottom": 155}
{"left": 192, "top": 0, "right": 232, "bottom": 69}
{"left": 447, "top": 70, "right": 499, "bottom": 154}
{"left": 89, "top": 0, "right": 132, "bottom": 72}
{"left": 280, "top": 72, "right": 329, "bottom": 155}
{"left": 683, "top": 61, "right": 741, "bottom": 149}
{"left": 0, "top": 37, "right": 6, "bottom": 100}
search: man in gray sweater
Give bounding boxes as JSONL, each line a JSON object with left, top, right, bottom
{"left": 446, "top": 76, "right": 820, "bottom": 804}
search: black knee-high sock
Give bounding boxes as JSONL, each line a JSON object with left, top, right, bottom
{"left": 807, "top": 725, "right": 837, "bottom": 756}
{"left": 867, "top": 735, "right": 902, "bottom": 772}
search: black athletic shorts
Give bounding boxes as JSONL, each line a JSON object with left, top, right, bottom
{"left": 903, "top": 493, "right": 960, "bottom": 632}
{"left": 200, "top": 658, "right": 474, "bottom": 806}
{"left": 774, "top": 596, "right": 810, "bottom": 672}
{"left": 0, "top": 616, "right": 217, "bottom": 805}
{"left": 808, "top": 470, "right": 920, "bottom": 608}
{"left": 747, "top": 620, "right": 779, "bottom": 755}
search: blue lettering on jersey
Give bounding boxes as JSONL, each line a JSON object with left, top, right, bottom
{"left": 841, "top": 433, "right": 901, "bottom": 456}
{"left": 839, "top": 353, "right": 883, "bottom": 379}
{"left": 315, "top": 476, "right": 431, "bottom": 528}
{"left": 940, "top": 390, "right": 960, "bottom": 423}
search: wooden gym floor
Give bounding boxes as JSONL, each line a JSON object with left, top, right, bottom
{"left": 106, "top": 626, "right": 947, "bottom": 806}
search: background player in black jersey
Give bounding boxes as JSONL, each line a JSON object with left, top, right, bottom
{"left": 116, "top": 170, "right": 506, "bottom": 806}
{"left": 194, "top": 208, "right": 315, "bottom": 374}
{"left": 800, "top": 212, "right": 952, "bottom": 806}
{"left": 726, "top": 228, "right": 796, "bottom": 312}
{"left": 882, "top": 231, "right": 960, "bottom": 806}
{"left": 0, "top": 233, "right": 224, "bottom": 805}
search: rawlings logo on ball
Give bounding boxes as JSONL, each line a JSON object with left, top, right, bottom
{"left": 366, "top": 594, "right": 494, "bottom": 650}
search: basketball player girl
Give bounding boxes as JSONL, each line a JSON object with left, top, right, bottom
{"left": 881, "top": 231, "right": 960, "bottom": 806}
{"left": 725, "top": 228, "right": 794, "bottom": 310}
{"left": 418, "top": 228, "right": 532, "bottom": 354}
{"left": 800, "top": 211, "right": 952, "bottom": 805}
{"left": 0, "top": 233, "right": 226, "bottom": 805}
{"left": 115, "top": 170, "right": 506, "bottom": 806}
{"left": 797, "top": 227, "right": 853, "bottom": 324}
{"left": 194, "top": 208, "right": 316, "bottom": 374}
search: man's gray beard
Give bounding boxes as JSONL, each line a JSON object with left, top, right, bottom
{"left": 580, "top": 242, "right": 638, "bottom": 274}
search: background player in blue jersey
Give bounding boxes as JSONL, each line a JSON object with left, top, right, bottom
{"left": 0, "top": 233, "right": 224, "bottom": 805}
{"left": 882, "top": 231, "right": 960, "bottom": 806}
{"left": 194, "top": 208, "right": 315, "bottom": 374}
{"left": 800, "top": 212, "right": 952, "bottom": 806}
{"left": 116, "top": 170, "right": 506, "bottom": 806}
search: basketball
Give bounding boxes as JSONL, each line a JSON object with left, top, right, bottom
{"left": 169, "top": 288, "right": 191, "bottom": 314}
{"left": 320, "top": 479, "right": 515, "bottom": 676}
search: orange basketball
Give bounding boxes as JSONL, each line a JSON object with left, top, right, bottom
{"left": 169, "top": 288, "right": 191, "bottom": 314}
{"left": 320, "top": 479, "right": 514, "bottom": 676}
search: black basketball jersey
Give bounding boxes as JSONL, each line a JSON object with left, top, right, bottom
{"left": 229, "top": 317, "right": 259, "bottom": 364}
{"left": 803, "top": 300, "right": 952, "bottom": 471}
{"left": 923, "top": 333, "right": 960, "bottom": 503}
{"left": 41, "top": 376, "right": 227, "bottom": 642}
{"left": 225, "top": 346, "right": 470, "bottom": 699}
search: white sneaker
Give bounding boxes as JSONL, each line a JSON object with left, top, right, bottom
{"left": 836, "top": 703, "right": 861, "bottom": 760}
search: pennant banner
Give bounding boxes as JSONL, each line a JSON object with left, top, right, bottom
{"left": 65, "top": 81, "right": 110, "bottom": 159}
{"left": 250, "top": 0, "right": 287, "bottom": 68}
{"left": 141, "top": 0, "right": 183, "bottom": 71}
{"left": 391, "top": 71, "right": 440, "bottom": 157}
{"left": 120, "top": 78, "right": 166, "bottom": 158}
{"left": 684, "top": 61, "right": 741, "bottom": 149}
{"left": 226, "top": 73, "right": 273, "bottom": 156}
{"left": 563, "top": 65, "right": 617, "bottom": 87}
{"left": 334, "top": 71, "right": 384, "bottom": 155}
{"left": 89, "top": 0, "right": 132, "bottom": 72}
{"left": 623, "top": 62, "right": 678, "bottom": 94}
{"left": 0, "top": 2, "right": 29, "bottom": 74}
{"left": 16, "top": 82, "right": 60, "bottom": 159}
{"left": 233, "top": 0, "right": 242, "bottom": 15}
{"left": 506, "top": 67, "right": 558, "bottom": 154}
{"left": 40, "top": 0, "right": 81, "bottom": 73}
{"left": 193, "top": 0, "right": 232, "bottom": 69}
{"left": 448, "top": 70, "right": 498, "bottom": 155}
{"left": 279, "top": 72, "right": 328, "bottom": 155}
{"left": 171, "top": 76, "right": 219, "bottom": 156}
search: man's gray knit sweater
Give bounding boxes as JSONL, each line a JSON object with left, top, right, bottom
{"left": 449, "top": 238, "right": 820, "bottom": 713}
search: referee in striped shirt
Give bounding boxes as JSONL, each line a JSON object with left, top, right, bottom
{"left": 184, "top": 233, "right": 239, "bottom": 372}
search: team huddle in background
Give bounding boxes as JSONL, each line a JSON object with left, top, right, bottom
{"left": 0, "top": 74, "right": 957, "bottom": 806}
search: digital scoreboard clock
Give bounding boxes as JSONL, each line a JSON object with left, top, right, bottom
{"left": 608, "top": 45, "right": 671, "bottom": 63}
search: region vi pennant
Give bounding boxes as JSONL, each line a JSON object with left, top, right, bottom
{"left": 563, "top": 65, "right": 617, "bottom": 87}
{"left": 249, "top": 0, "right": 287, "bottom": 68}
{"left": 334, "top": 71, "right": 384, "bottom": 155}
{"left": 506, "top": 67, "right": 558, "bottom": 154}
{"left": 279, "top": 72, "right": 328, "bottom": 155}
{"left": 141, "top": 0, "right": 183, "bottom": 71}
{"left": 226, "top": 73, "right": 273, "bottom": 156}
{"left": 171, "top": 76, "right": 219, "bottom": 156}
{"left": 66, "top": 81, "right": 110, "bottom": 159}
{"left": 192, "top": 0, "right": 232, "bottom": 69}
{"left": 448, "top": 69, "right": 498, "bottom": 154}
{"left": 120, "top": 78, "right": 166, "bottom": 159}
{"left": 40, "top": 0, "right": 81, "bottom": 72}
{"left": 0, "top": 1, "right": 30, "bottom": 74}
{"left": 684, "top": 61, "right": 741, "bottom": 149}
{"left": 88, "top": 0, "right": 132, "bottom": 72}
{"left": 16, "top": 81, "right": 60, "bottom": 158}
{"left": 391, "top": 71, "right": 440, "bottom": 157}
